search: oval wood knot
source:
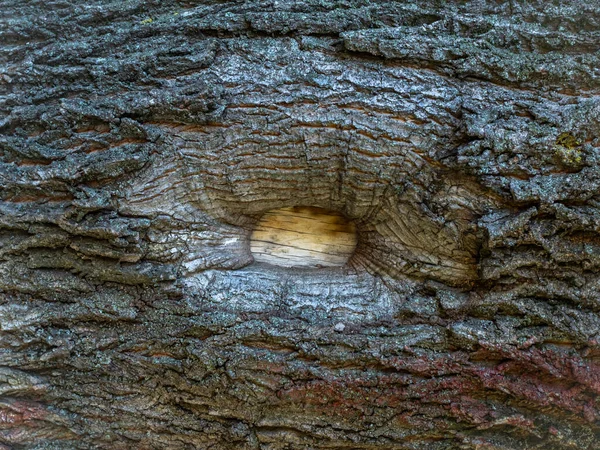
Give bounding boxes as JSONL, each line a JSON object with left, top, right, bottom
{"left": 250, "top": 206, "right": 357, "bottom": 268}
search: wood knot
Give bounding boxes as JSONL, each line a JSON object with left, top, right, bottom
{"left": 250, "top": 206, "right": 357, "bottom": 268}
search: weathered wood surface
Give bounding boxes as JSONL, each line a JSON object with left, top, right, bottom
{"left": 250, "top": 207, "right": 357, "bottom": 268}
{"left": 1, "top": 1, "right": 600, "bottom": 449}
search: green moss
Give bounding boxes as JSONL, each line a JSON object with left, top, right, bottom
{"left": 140, "top": 17, "right": 154, "bottom": 24}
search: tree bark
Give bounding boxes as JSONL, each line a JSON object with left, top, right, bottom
{"left": 1, "top": 1, "right": 600, "bottom": 448}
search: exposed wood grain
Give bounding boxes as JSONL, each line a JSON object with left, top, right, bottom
{"left": 250, "top": 206, "right": 357, "bottom": 268}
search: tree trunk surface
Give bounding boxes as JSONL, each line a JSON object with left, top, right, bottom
{"left": 1, "top": 1, "right": 600, "bottom": 449}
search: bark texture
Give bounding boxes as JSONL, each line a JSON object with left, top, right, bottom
{"left": 1, "top": 1, "right": 600, "bottom": 449}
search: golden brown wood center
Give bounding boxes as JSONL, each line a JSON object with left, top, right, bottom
{"left": 250, "top": 206, "right": 357, "bottom": 268}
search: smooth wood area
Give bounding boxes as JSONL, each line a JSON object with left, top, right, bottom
{"left": 250, "top": 206, "right": 357, "bottom": 268}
